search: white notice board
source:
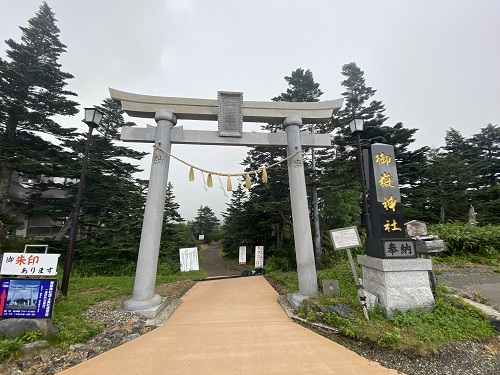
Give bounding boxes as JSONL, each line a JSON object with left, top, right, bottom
{"left": 1, "top": 253, "right": 60, "bottom": 276}
{"left": 254, "top": 246, "right": 264, "bottom": 268}
{"left": 239, "top": 246, "right": 246, "bottom": 265}
{"left": 179, "top": 247, "right": 199, "bottom": 272}
{"left": 329, "top": 226, "right": 362, "bottom": 250}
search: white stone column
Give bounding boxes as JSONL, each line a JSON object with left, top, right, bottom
{"left": 283, "top": 115, "right": 318, "bottom": 297}
{"left": 122, "top": 110, "right": 176, "bottom": 316}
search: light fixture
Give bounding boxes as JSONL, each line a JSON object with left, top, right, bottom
{"left": 83, "top": 107, "right": 104, "bottom": 128}
{"left": 349, "top": 118, "right": 364, "bottom": 134}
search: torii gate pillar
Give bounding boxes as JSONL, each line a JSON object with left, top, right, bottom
{"left": 283, "top": 115, "right": 318, "bottom": 302}
{"left": 121, "top": 110, "right": 176, "bottom": 316}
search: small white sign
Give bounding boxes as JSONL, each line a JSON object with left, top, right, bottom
{"left": 1, "top": 253, "right": 60, "bottom": 276}
{"left": 255, "top": 246, "right": 264, "bottom": 268}
{"left": 179, "top": 247, "right": 200, "bottom": 272}
{"left": 198, "top": 234, "right": 205, "bottom": 240}
{"left": 329, "top": 226, "right": 362, "bottom": 250}
{"left": 238, "top": 246, "right": 246, "bottom": 265}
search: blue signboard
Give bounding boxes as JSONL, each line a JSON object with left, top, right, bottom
{"left": 0, "top": 278, "right": 57, "bottom": 318}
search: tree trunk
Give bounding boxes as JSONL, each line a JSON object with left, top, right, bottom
{"left": 440, "top": 200, "right": 446, "bottom": 223}
{"left": 311, "top": 147, "right": 321, "bottom": 265}
{"left": 54, "top": 214, "right": 73, "bottom": 240}
{"left": 0, "top": 165, "right": 12, "bottom": 213}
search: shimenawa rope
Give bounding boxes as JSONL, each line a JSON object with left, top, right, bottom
{"left": 153, "top": 144, "right": 300, "bottom": 191}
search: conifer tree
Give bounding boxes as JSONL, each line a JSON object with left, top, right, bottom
{"left": 241, "top": 68, "right": 323, "bottom": 264}
{"left": 61, "top": 98, "right": 147, "bottom": 244}
{"left": 221, "top": 183, "right": 249, "bottom": 257}
{"left": 0, "top": 2, "right": 78, "bottom": 230}
{"left": 190, "top": 205, "right": 220, "bottom": 243}
{"left": 470, "top": 124, "right": 500, "bottom": 224}
{"left": 160, "top": 182, "right": 195, "bottom": 264}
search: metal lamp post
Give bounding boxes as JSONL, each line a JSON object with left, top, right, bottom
{"left": 61, "top": 108, "right": 103, "bottom": 297}
{"left": 349, "top": 118, "right": 372, "bottom": 239}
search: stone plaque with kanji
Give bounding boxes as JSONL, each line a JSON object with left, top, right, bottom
{"left": 218, "top": 91, "right": 243, "bottom": 137}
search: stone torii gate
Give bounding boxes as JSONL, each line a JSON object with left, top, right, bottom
{"left": 110, "top": 88, "right": 343, "bottom": 317}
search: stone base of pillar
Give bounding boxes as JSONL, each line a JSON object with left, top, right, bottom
{"left": 119, "top": 294, "right": 168, "bottom": 318}
{"left": 287, "top": 292, "right": 309, "bottom": 309}
{"left": 357, "top": 255, "right": 435, "bottom": 317}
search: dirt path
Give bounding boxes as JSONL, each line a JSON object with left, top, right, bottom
{"left": 199, "top": 242, "right": 246, "bottom": 277}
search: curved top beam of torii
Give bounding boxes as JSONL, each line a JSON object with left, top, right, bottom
{"left": 109, "top": 88, "right": 343, "bottom": 124}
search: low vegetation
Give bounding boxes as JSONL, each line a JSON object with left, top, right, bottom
{"left": 267, "top": 251, "right": 497, "bottom": 355}
{"left": 429, "top": 223, "right": 500, "bottom": 264}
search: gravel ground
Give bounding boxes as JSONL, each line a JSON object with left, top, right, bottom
{"left": 313, "top": 327, "right": 499, "bottom": 375}
{"left": 2, "top": 255, "right": 499, "bottom": 375}
{"left": 435, "top": 262, "right": 500, "bottom": 309}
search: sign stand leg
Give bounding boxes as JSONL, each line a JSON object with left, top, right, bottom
{"left": 346, "top": 249, "right": 369, "bottom": 320}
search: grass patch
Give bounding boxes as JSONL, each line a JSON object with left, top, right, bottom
{"left": 0, "top": 338, "right": 23, "bottom": 362}
{"left": 51, "top": 276, "right": 136, "bottom": 348}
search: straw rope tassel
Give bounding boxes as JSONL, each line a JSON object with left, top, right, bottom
{"left": 189, "top": 167, "right": 195, "bottom": 182}
{"left": 245, "top": 174, "right": 251, "bottom": 189}
{"left": 262, "top": 167, "right": 268, "bottom": 183}
{"left": 227, "top": 176, "right": 232, "bottom": 191}
{"left": 207, "top": 173, "right": 213, "bottom": 188}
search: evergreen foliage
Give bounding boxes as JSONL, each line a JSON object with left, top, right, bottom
{"left": 412, "top": 124, "right": 500, "bottom": 224}
{"left": 160, "top": 183, "right": 196, "bottom": 264}
{"left": 234, "top": 68, "right": 323, "bottom": 266}
{"left": 221, "top": 183, "right": 249, "bottom": 258}
{"left": 190, "top": 205, "right": 220, "bottom": 243}
{"left": 61, "top": 98, "right": 147, "bottom": 246}
{"left": 1, "top": 5, "right": 497, "bottom": 276}
{"left": 317, "top": 62, "right": 424, "bottom": 241}
{"left": 0, "top": 2, "right": 78, "bottom": 232}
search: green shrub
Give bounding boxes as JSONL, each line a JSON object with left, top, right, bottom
{"left": 0, "top": 338, "right": 22, "bottom": 361}
{"left": 22, "top": 331, "right": 42, "bottom": 343}
{"left": 428, "top": 223, "right": 500, "bottom": 260}
{"left": 157, "top": 259, "right": 181, "bottom": 276}
{"left": 265, "top": 256, "right": 296, "bottom": 272}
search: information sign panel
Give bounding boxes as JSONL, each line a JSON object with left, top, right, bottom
{"left": 0, "top": 278, "right": 57, "bottom": 318}
{"left": 329, "top": 226, "right": 362, "bottom": 250}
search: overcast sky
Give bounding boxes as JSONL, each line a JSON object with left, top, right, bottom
{"left": 1, "top": 0, "right": 499, "bottom": 221}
